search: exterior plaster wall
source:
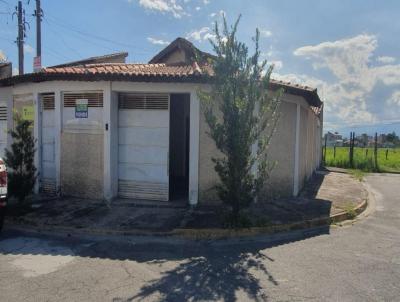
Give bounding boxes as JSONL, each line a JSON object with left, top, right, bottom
{"left": 60, "top": 132, "right": 104, "bottom": 199}
{"left": 299, "top": 106, "right": 309, "bottom": 190}
{"left": 297, "top": 104, "right": 322, "bottom": 192}
{"left": 265, "top": 100, "right": 296, "bottom": 198}
{"left": 198, "top": 95, "right": 298, "bottom": 204}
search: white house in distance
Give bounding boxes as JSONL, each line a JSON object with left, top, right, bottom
{"left": 325, "top": 131, "right": 343, "bottom": 147}
{"left": 0, "top": 38, "right": 323, "bottom": 205}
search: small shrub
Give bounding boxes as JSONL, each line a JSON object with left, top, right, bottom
{"left": 343, "top": 203, "right": 356, "bottom": 219}
{"left": 4, "top": 114, "right": 37, "bottom": 203}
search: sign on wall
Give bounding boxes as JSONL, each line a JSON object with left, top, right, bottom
{"left": 75, "top": 99, "right": 88, "bottom": 118}
{"left": 22, "top": 106, "right": 34, "bottom": 121}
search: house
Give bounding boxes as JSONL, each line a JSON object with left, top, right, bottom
{"left": 0, "top": 38, "right": 323, "bottom": 205}
{"left": 325, "top": 131, "right": 342, "bottom": 147}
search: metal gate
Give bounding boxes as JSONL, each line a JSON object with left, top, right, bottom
{"left": 40, "top": 93, "right": 56, "bottom": 194}
{"left": 118, "top": 93, "right": 170, "bottom": 201}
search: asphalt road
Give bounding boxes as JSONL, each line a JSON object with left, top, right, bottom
{"left": 0, "top": 174, "right": 399, "bottom": 302}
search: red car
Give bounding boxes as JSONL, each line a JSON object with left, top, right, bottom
{"left": 0, "top": 159, "right": 7, "bottom": 231}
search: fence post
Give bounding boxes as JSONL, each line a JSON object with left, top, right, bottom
{"left": 386, "top": 149, "right": 388, "bottom": 160}
{"left": 374, "top": 132, "right": 378, "bottom": 171}
{"left": 334, "top": 145, "right": 336, "bottom": 159}
{"left": 349, "top": 132, "right": 352, "bottom": 166}
{"left": 323, "top": 134, "right": 327, "bottom": 164}
{"left": 366, "top": 148, "right": 368, "bottom": 157}
{"left": 349, "top": 131, "right": 355, "bottom": 168}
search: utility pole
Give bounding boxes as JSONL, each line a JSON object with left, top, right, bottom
{"left": 33, "top": 0, "right": 42, "bottom": 65}
{"left": 16, "top": 1, "right": 24, "bottom": 75}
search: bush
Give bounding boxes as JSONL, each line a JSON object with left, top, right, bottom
{"left": 4, "top": 114, "right": 37, "bottom": 202}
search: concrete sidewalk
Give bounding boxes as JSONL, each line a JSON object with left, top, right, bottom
{"left": 5, "top": 170, "right": 367, "bottom": 234}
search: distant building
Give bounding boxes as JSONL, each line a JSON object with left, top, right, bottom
{"left": 356, "top": 133, "right": 369, "bottom": 147}
{"left": 0, "top": 62, "right": 12, "bottom": 80}
{"left": 325, "top": 131, "right": 343, "bottom": 147}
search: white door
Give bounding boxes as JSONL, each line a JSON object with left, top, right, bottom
{"left": 118, "top": 93, "right": 169, "bottom": 201}
{"left": 0, "top": 105, "right": 7, "bottom": 158}
{"left": 40, "top": 93, "right": 56, "bottom": 194}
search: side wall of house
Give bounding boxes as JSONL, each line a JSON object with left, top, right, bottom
{"left": 198, "top": 94, "right": 299, "bottom": 204}
{"left": 298, "top": 104, "right": 322, "bottom": 191}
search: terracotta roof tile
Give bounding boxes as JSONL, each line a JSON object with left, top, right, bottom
{"left": 1, "top": 62, "right": 322, "bottom": 107}
{"left": 42, "top": 63, "right": 211, "bottom": 79}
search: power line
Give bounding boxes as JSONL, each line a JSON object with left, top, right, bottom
{"left": 43, "top": 17, "right": 82, "bottom": 59}
{"left": 44, "top": 13, "right": 153, "bottom": 55}
{"left": 43, "top": 16, "right": 124, "bottom": 53}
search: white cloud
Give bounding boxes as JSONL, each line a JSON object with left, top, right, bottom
{"left": 0, "top": 50, "right": 6, "bottom": 62}
{"left": 280, "top": 34, "right": 400, "bottom": 128}
{"left": 203, "top": 0, "right": 210, "bottom": 4}
{"left": 186, "top": 27, "right": 215, "bottom": 42}
{"left": 377, "top": 56, "right": 396, "bottom": 64}
{"left": 209, "top": 10, "right": 225, "bottom": 18}
{"left": 259, "top": 29, "right": 272, "bottom": 38}
{"left": 147, "top": 37, "right": 170, "bottom": 45}
{"left": 270, "top": 60, "right": 282, "bottom": 71}
{"left": 388, "top": 91, "right": 400, "bottom": 106}
{"left": 24, "top": 44, "right": 34, "bottom": 54}
{"left": 293, "top": 34, "right": 377, "bottom": 84}
{"left": 195, "top": 6, "right": 200, "bottom": 11}
{"left": 135, "top": 0, "right": 187, "bottom": 18}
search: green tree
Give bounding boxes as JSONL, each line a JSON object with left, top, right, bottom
{"left": 198, "top": 16, "right": 282, "bottom": 226}
{"left": 4, "top": 114, "right": 37, "bottom": 202}
{"left": 386, "top": 131, "right": 399, "bottom": 144}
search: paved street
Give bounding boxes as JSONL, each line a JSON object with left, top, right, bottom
{"left": 0, "top": 174, "right": 399, "bottom": 302}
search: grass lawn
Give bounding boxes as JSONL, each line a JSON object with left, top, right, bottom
{"left": 324, "top": 147, "right": 400, "bottom": 173}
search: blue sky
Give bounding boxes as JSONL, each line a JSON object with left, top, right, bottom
{"left": 1, "top": 0, "right": 400, "bottom": 135}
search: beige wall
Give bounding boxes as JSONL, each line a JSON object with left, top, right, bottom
{"left": 298, "top": 105, "right": 322, "bottom": 192}
{"left": 263, "top": 101, "right": 297, "bottom": 198}
{"left": 61, "top": 132, "right": 104, "bottom": 199}
{"left": 198, "top": 103, "right": 221, "bottom": 203}
{"left": 198, "top": 98, "right": 298, "bottom": 204}
{"left": 162, "top": 49, "right": 187, "bottom": 65}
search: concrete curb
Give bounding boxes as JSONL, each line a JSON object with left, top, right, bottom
{"left": 172, "top": 199, "right": 369, "bottom": 239}
{"left": 5, "top": 197, "right": 369, "bottom": 240}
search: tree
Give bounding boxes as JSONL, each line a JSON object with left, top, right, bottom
{"left": 4, "top": 113, "right": 37, "bottom": 202}
{"left": 198, "top": 16, "right": 282, "bottom": 226}
{"left": 386, "top": 131, "right": 399, "bottom": 144}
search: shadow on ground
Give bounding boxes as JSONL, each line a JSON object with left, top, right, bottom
{"left": 0, "top": 223, "right": 330, "bottom": 302}
{"left": 0, "top": 172, "right": 342, "bottom": 301}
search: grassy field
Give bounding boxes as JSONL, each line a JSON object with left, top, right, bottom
{"left": 324, "top": 147, "right": 400, "bottom": 173}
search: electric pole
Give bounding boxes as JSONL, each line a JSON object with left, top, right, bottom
{"left": 33, "top": 0, "right": 42, "bottom": 59}
{"left": 16, "top": 1, "right": 24, "bottom": 75}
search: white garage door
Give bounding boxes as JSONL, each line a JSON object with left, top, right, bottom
{"left": 118, "top": 93, "right": 169, "bottom": 201}
{"left": 40, "top": 93, "right": 56, "bottom": 194}
{"left": 0, "top": 105, "right": 7, "bottom": 158}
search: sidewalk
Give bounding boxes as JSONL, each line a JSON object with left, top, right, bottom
{"left": 5, "top": 170, "right": 368, "bottom": 235}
